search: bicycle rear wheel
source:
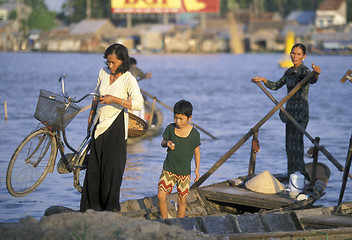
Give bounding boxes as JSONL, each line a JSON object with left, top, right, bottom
{"left": 6, "top": 128, "right": 57, "bottom": 197}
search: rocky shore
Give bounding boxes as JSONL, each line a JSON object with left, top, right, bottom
{"left": 0, "top": 208, "right": 217, "bottom": 240}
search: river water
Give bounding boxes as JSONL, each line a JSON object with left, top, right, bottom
{"left": 0, "top": 52, "right": 351, "bottom": 222}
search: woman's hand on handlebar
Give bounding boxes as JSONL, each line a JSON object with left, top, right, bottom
{"left": 99, "top": 95, "right": 115, "bottom": 104}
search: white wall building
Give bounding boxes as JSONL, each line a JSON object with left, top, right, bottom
{"left": 315, "top": 0, "right": 347, "bottom": 27}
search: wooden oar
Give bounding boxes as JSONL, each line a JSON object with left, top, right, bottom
{"left": 78, "top": 104, "right": 91, "bottom": 113}
{"left": 253, "top": 81, "right": 352, "bottom": 180}
{"left": 338, "top": 134, "right": 352, "bottom": 206}
{"left": 72, "top": 90, "right": 217, "bottom": 139}
{"left": 191, "top": 71, "right": 316, "bottom": 189}
{"left": 140, "top": 89, "right": 217, "bottom": 140}
{"left": 63, "top": 104, "right": 91, "bottom": 122}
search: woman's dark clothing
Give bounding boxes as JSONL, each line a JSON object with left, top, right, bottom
{"left": 264, "top": 63, "right": 317, "bottom": 177}
{"left": 80, "top": 111, "right": 126, "bottom": 212}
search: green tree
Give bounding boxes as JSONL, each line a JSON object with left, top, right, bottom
{"left": 69, "top": 0, "right": 86, "bottom": 22}
{"left": 91, "top": 0, "right": 110, "bottom": 18}
{"left": 27, "top": 7, "right": 56, "bottom": 30}
{"left": 21, "top": 0, "right": 56, "bottom": 30}
{"left": 62, "top": 0, "right": 351, "bottom": 24}
{"left": 0, "top": 0, "right": 11, "bottom": 4}
{"left": 23, "top": 0, "right": 47, "bottom": 10}
{"left": 9, "top": 9, "right": 17, "bottom": 19}
{"left": 348, "top": 0, "right": 352, "bottom": 22}
{"left": 63, "top": 0, "right": 110, "bottom": 23}
{"left": 223, "top": 0, "right": 326, "bottom": 17}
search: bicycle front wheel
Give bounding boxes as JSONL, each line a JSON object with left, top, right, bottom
{"left": 6, "top": 128, "right": 57, "bottom": 197}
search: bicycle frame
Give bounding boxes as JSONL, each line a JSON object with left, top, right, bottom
{"left": 54, "top": 129, "right": 91, "bottom": 171}
{"left": 38, "top": 74, "right": 97, "bottom": 174}
{"left": 53, "top": 74, "right": 98, "bottom": 172}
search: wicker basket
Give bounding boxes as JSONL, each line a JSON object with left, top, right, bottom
{"left": 128, "top": 112, "right": 148, "bottom": 138}
{"left": 34, "top": 90, "right": 80, "bottom": 131}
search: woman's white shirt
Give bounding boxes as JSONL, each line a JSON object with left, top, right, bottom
{"left": 92, "top": 68, "right": 143, "bottom": 139}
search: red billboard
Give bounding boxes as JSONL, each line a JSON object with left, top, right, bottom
{"left": 111, "top": 0, "right": 219, "bottom": 14}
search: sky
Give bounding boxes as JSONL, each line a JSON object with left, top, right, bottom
{"left": 44, "top": 0, "right": 65, "bottom": 12}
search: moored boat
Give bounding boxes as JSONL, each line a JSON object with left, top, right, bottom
{"left": 142, "top": 97, "right": 163, "bottom": 138}
{"left": 119, "top": 162, "right": 330, "bottom": 219}
{"left": 128, "top": 95, "right": 163, "bottom": 143}
{"left": 121, "top": 74, "right": 334, "bottom": 220}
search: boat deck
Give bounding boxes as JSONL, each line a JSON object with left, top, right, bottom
{"left": 200, "top": 185, "right": 294, "bottom": 210}
{"left": 120, "top": 188, "right": 215, "bottom": 219}
{"left": 120, "top": 178, "right": 325, "bottom": 220}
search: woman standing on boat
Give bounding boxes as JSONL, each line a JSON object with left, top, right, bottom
{"left": 80, "top": 43, "right": 144, "bottom": 212}
{"left": 252, "top": 43, "right": 321, "bottom": 179}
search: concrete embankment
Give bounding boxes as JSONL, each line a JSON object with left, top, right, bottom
{"left": 0, "top": 209, "right": 216, "bottom": 240}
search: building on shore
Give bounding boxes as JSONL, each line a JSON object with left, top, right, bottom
{"left": 0, "top": 0, "right": 351, "bottom": 54}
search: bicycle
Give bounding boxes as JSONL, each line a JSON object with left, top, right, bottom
{"left": 6, "top": 74, "right": 99, "bottom": 197}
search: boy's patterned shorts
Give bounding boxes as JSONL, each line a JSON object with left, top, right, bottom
{"left": 158, "top": 170, "right": 190, "bottom": 198}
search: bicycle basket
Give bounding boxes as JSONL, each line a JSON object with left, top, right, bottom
{"left": 34, "top": 90, "right": 81, "bottom": 131}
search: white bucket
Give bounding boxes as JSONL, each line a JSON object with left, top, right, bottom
{"left": 289, "top": 172, "right": 305, "bottom": 192}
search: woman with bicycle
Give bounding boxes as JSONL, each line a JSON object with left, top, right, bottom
{"left": 80, "top": 43, "right": 144, "bottom": 212}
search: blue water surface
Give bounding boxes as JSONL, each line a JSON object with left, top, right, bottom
{"left": 0, "top": 52, "right": 351, "bottom": 222}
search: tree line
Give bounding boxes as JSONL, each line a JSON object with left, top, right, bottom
{"left": 2, "top": 0, "right": 352, "bottom": 31}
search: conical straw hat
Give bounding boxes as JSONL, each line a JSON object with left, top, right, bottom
{"left": 245, "top": 170, "right": 285, "bottom": 194}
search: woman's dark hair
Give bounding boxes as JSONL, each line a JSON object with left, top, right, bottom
{"left": 130, "top": 57, "right": 137, "bottom": 65}
{"left": 173, "top": 99, "right": 193, "bottom": 118}
{"left": 291, "top": 43, "right": 306, "bottom": 55}
{"left": 104, "top": 43, "right": 130, "bottom": 73}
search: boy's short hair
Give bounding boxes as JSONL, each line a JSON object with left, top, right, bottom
{"left": 173, "top": 100, "right": 193, "bottom": 118}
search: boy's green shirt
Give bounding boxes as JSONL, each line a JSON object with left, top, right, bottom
{"left": 162, "top": 123, "right": 201, "bottom": 175}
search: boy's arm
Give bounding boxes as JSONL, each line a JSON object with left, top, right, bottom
{"left": 194, "top": 146, "right": 200, "bottom": 182}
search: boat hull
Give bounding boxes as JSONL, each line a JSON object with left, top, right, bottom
{"left": 120, "top": 168, "right": 329, "bottom": 219}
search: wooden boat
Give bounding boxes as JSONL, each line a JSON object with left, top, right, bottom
{"left": 128, "top": 96, "right": 163, "bottom": 142}
{"left": 142, "top": 97, "right": 163, "bottom": 138}
{"left": 120, "top": 162, "right": 330, "bottom": 219}
{"left": 121, "top": 74, "right": 340, "bottom": 226}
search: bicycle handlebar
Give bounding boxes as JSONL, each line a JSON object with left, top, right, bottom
{"left": 58, "top": 74, "right": 67, "bottom": 97}
{"left": 73, "top": 93, "right": 100, "bottom": 103}
{"left": 58, "top": 74, "right": 100, "bottom": 104}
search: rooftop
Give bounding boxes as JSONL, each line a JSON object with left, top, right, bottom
{"left": 70, "top": 19, "right": 110, "bottom": 35}
{"left": 318, "top": 0, "right": 345, "bottom": 11}
{"left": 286, "top": 11, "right": 315, "bottom": 25}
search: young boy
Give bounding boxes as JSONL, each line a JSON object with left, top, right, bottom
{"left": 157, "top": 99, "right": 201, "bottom": 219}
